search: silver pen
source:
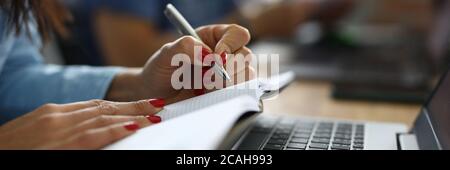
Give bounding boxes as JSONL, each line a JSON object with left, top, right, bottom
{"left": 164, "top": 3, "right": 231, "bottom": 81}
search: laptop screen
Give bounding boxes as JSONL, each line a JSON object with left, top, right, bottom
{"left": 425, "top": 70, "right": 450, "bottom": 149}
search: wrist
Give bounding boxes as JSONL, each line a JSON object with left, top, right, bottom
{"left": 105, "top": 68, "right": 151, "bottom": 101}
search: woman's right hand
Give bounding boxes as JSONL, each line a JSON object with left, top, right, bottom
{"left": 0, "top": 99, "right": 165, "bottom": 149}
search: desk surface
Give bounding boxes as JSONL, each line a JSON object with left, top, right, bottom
{"left": 262, "top": 80, "right": 422, "bottom": 128}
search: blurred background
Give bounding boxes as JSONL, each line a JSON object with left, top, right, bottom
{"left": 41, "top": 0, "right": 450, "bottom": 122}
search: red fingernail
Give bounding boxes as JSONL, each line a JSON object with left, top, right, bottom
{"left": 149, "top": 99, "right": 165, "bottom": 108}
{"left": 124, "top": 122, "right": 140, "bottom": 131}
{"left": 220, "top": 52, "right": 227, "bottom": 65}
{"left": 146, "top": 115, "right": 162, "bottom": 123}
{"left": 194, "top": 89, "right": 206, "bottom": 96}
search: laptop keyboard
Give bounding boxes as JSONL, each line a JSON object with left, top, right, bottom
{"left": 239, "top": 117, "right": 365, "bottom": 150}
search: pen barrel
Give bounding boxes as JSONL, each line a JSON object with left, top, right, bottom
{"left": 164, "top": 3, "right": 230, "bottom": 80}
{"left": 164, "top": 4, "right": 202, "bottom": 41}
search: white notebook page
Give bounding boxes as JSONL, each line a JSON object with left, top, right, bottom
{"left": 158, "top": 79, "right": 262, "bottom": 120}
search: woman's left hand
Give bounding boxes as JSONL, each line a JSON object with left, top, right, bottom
{"left": 0, "top": 99, "right": 163, "bottom": 149}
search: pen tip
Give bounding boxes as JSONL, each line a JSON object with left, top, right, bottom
{"left": 224, "top": 73, "right": 231, "bottom": 81}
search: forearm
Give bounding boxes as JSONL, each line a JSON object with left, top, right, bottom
{"left": 0, "top": 65, "right": 122, "bottom": 122}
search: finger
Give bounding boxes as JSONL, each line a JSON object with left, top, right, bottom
{"left": 56, "top": 100, "right": 103, "bottom": 112}
{"left": 60, "top": 115, "right": 161, "bottom": 138}
{"left": 196, "top": 24, "right": 251, "bottom": 54}
{"left": 62, "top": 99, "right": 165, "bottom": 126}
{"left": 59, "top": 121, "right": 139, "bottom": 149}
{"left": 166, "top": 36, "right": 212, "bottom": 67}
{"left": 225, "top": 47, "right": 253, "bottom": 76}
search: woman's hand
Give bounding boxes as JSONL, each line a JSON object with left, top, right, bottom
{"left": 107, "top": 24, "right": 255, "bottom": 104}
{"left": 0, "top": 99, "right": 164, "bottom": 149}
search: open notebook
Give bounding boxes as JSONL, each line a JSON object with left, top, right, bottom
{"left": 158, "top": 79, "right": 260, "bottom": 121}
{"left": 105, "top": 71, "right": 294, "bottom": 150}
{"left": 158, "top": 71, "right": 295, "bottom": 121}
{"left": 105, "top": 96, "right": 260, "bottom": 150}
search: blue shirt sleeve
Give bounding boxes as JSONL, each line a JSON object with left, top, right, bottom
{"left": 0, "top": 13, "right": 124, "bottom": 124}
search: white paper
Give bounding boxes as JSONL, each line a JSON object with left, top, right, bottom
{"left": 157, "top": 79, "right": 261, "bottom": 120}
{"left": 157, "top": 71, "right": 294, "bottom": 120}
{"left": 105, "top": 96, "right": 259, "bottom": 150}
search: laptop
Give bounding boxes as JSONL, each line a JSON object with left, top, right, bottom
{"left": 228, "top": 66, "right": 450, "bottom": 150}
{"left": 281, "top": 1, "right": 450, "bottom": 103}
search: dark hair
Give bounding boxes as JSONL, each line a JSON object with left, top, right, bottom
{"left": 0, "top": 0, "right": 71, "bottom": 40}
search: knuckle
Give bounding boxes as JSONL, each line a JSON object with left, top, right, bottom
{"left": 95, "top": 101, "right": 119, "bottom": 115}
{"left": 132, "top": 100, "right": 149, "bottom": 114}
{"left": 89, "top": 99, "right": 107, "bottom": 106}
{"left": 161, "top": 43, "right": 172, "bottom": 52}
{"left": 39, "top": 103, "right": 60, "bottom": 112}
{"left": 177, "top": 36, "right": 196, "bottom": 49}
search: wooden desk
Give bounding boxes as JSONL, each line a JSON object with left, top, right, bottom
{"left": 262, "top": 80, "right": 422, "bottom": 128}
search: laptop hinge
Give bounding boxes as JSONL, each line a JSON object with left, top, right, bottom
{"left": 397, "top": 133, "right": 419, "bottom": 150}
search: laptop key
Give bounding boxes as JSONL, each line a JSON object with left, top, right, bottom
{"left": 334, "top": 134, "right": 352, "bottom": 139}
{"left": 272, "top": 134, "right": 290, "bottom": 139}
{"left": 263, "top": 144, "right": 284, "bottom": 150}
{"left": 311, "top": 138, "right": 330, "bottom": 144}
{"left": 353, "top": 144, "right": 364, "bottom": 149}
{"left": 336, "top": 130, "right": 352, "bottom": 134}
{"left": 307, "top": 148, "right": 326, "bottom": 150}
{"left": 309, "top": 143, "right": 329, "bottom": 149}
{"left": 333, "top": 139, "right": 351, "bottom": 145}
{"left": 267, "top": 138, "right": 287, "bottom": 145}
{"left": 354, "top": 135, "right": 364, "bottom": 140}
{"left": 335, "top": 132, "right": 352, "bottom": 136}
{"left": 295, "top": 128, "right": 313, "bottom": 133}
{"left": 285, "top": 148, "right": 304, "bottom": 150}
{"left": 353, "top": 139, "right": 364, "bottom": 144}
{"left": 293, "top": 133, "right": 311, "bottom": 138}
{"left": 331, "top": 144, "right": 351, "bottom": 150}
{"left": 313, "top": 133, "right": 331, "bottom": 138}
{"left": 237, "top": 132, "right": 270, "bottom": 150}
{"left": 287, "top": 143, "right": 307, "bottom": 149}
{"left": 290, "top": 138, "right": 309, "bottom": 144}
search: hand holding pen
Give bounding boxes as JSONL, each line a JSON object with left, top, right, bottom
{"left": 165, "top": 3, "right": 246, "bottom": 81}
{"left": 134, "top": 4, "right": 255, "bottom": 103}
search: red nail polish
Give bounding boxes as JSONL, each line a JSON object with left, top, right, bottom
{"left": 149, "top": 99, "right": 165, "bottom": 108}
{"left": 124, "top": 122, "right": 140, "bottom": 131}
{"left": 220, "top": 52, "right": 227, "bottom": 65}
{"left": 194, "top": 89, "right": 206, "bottom": 96}
{"left": 146, "top": 115, "right": 162, "bottom": 123}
